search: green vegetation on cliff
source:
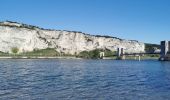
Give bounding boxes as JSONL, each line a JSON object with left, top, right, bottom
{"left": 0, "top": 48, "right": 60, "bottom": 57}
{"left": 11, "top": 47, "right": 19, "bottom": 54}
{"left": 145, "top": 43, "right": 160, "bottom": 52}
{"left": 0, "top": 45, "right": 160, "bottom": 59}
{"left": 21, "top": 48, "right": 60, "bottom": 57}
{"left": 77, "top": 49, "right": 116, "bottom": 59}
{"left": 77, "top": 49, "right": 100, "bottom": 59}
{"left": 0, "top": 51, "right": 9, "bottom": 56}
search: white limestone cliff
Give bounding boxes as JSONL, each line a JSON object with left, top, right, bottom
{"left": 0, "top": 21, "right": 145, "bottom": 54}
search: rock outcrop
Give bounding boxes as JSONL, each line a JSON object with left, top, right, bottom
{"left": 0, "top": 21, "right": 145, "bottom": 54}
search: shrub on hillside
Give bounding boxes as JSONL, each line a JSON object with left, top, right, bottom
{"left": 77, "top": 49, "right": 116, "bottom": 59}
{"left": 11, "top": 47, "right": 19, "bottom": 54}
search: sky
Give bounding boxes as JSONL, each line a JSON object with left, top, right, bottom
{"left": 0, "top": 0, "right": 170, "bottom": 44}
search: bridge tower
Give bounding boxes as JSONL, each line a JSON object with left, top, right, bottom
{"left": 121, "top": 48, "right": 125, "bottom": 59}
{"left": 117, "top": 47, "right": 125, "bottom": 60}
{"left": 100, "top": 52, "right": 105, "bottom": 59}
{"left": 159, "top": 41, "right": 170, "bottom": 61}
{"left": 117, "top": 48, "right": 121, "bottom": 58}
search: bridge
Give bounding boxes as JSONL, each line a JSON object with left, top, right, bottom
{"left": 115, "top": 47, "right": 160, "bottom": 60}
{"left": 100, "top": 40, "right": 169, "bottom": 61}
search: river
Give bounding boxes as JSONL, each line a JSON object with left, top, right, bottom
{"left": 0, "top": 59, "right": 170, "bottom": 100}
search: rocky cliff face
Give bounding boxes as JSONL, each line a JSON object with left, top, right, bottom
{"left": 0, "top": 21, "right": 145, "bottom": 54}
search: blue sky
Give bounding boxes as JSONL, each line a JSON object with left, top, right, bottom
{"left": 0, "top": 0, "right": 170, "bottom": 44}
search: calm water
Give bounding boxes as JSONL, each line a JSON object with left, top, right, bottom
{"left": 0, "top": 59, "right": 170, "bottom": 100}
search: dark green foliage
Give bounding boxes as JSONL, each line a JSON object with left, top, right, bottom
{"left": 77, "top": 51, "right": 90, "bottom": 58}
{"left": 22, "top": 48, "right": 59, "bottom": 57}
{"left": 77, "top": 49, "right": 116, "bottom": 59}
{"left": 0, "top": 51, "right": 5, "bottom": 54}
{"left": 145, "top": 43, "right": 160, "bottom": 52}
{"left": 104, "top": 50, "right": 116, "bottom": 57}
{"left": 90, "top": 49, "right": 100, "bottom": 59}
{"left": 0, "top": 48, "right": 60, "bottom": 57}
{"left": 78, "top": 49, "right": 100, "bottom": 59}
{"left": 11, "top": 47, "right": 19, "bottom": 54}
{"left": 0, "top": 51, "right": 9, "bottom": 56}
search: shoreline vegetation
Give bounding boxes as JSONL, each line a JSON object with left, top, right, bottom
{"left": 0, "top": 48, "right": 160, "bottom": 60}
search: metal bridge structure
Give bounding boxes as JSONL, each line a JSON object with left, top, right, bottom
{"left": 100, "top": 40, "right": 170, "bottom": 61}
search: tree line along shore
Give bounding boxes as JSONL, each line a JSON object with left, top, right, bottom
{"left": 0, "top": 44, "right": 160, "bottom": 59}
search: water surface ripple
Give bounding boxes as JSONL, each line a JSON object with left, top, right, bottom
{"left": 0, "top": 59, "right": 170, "bottom": 100}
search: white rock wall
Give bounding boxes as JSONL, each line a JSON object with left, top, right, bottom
{"left": 0, "top": 22, "right": 145, "bottom": 54}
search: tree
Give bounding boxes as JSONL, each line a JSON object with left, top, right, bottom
{"left": 11, "top": 47, "right": 19, "bottom": 54}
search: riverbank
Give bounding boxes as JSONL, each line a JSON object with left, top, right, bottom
{"left": 103, "top": 56, "right": 159, "bottom": 60}
{"left": 0, "top": 56, "right": 82, "bottom": 59}
{"left": 0, "top": 56, "right": 159, "bottom": 60}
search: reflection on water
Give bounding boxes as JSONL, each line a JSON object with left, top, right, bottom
{"left": 0, "top": 59, "right": 170, "bottom": 100}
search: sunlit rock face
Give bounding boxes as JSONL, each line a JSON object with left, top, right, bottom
{"left": 0, "top": 21, "right": 145, "bottom": 54}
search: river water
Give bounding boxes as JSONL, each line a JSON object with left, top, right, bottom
{"left": 0, "top": 59, "right": 170, "bottom": 100}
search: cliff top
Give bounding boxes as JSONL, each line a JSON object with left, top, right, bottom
{"left": 0, "top": 21, "right": 139, "bottom": 42}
